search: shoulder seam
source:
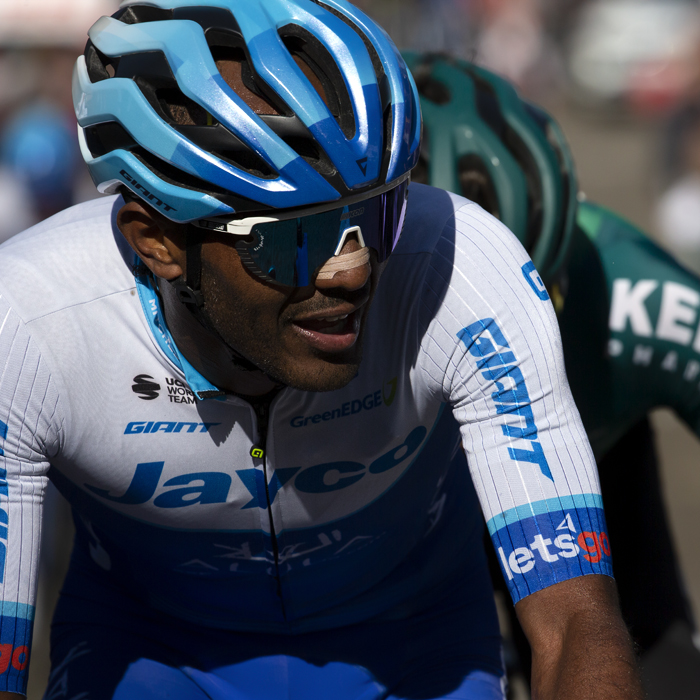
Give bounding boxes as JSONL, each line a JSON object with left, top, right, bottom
{"left": 23, "top": 287, "right": 137, "bottom": 325}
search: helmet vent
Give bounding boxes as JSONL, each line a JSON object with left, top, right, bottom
{"left": 217, "top": 149, "right": 275, "bottom": 178}
{"left": 175, "top": 121, "right": 277, "bottom": 179}
{"left": 84, "top": 122, "right": 138, "bottom": 158}
{"left": 522, "top": 102, "right": 570, "bottom": 263}
{"left": 131, "top": 147, "right": 257, "bottom": 210}
{"left": 412, "top": 128, "right": 429, "bottom": 185}
{"left": 415, "top": 75, "right": 450, "bottom": 106}
{"left": 313, "top": 1, "right": 386, "bottom": 92}
{"left": 380, "top": 104, "right": 393, "bottom": 182}
{"left": 471, "top": 71, "right": 541, "bottom": 250}
{"left": 105, "top": 49, "right": 212, "bottom": 129}
{"left": 88, "top": 41, "right": 278, "bottom": 179}
{"left": 156, "top": 88, "right": 214, "bottom": 127}
{"left": 212, "top": 49, "right": 283, "bottom": 116}
{"left": 472, "top": 75, "right": 508, "bottom": 141}
{"left": 85, "top": 42, "right": 119, "bottom": 83}
{"left": 279, "top": 25, "right": 355, "bottom": 140}
{"left": 204, "top": 28, "right": 292, "bottom": 116}
{"left": 286, "top": 136, "right": 332, "bottom": 175}
{"left": 173, "top": 7, "right": 242, "bottom": 34}
{"left": 108, "top": 50, "right": 175, "bottom": 87}
{"left": 308, "top": 2, "right": 397, "bottom": 179}
{"left": 258, "top": 114, "right": 337, "bottom": 178}
{"left": 458, "top": 154, "right": 501, "bottom": 219}
{"left": 115, "top": 5, "right": 173, "bottom": 25}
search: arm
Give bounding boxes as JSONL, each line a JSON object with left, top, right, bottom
{"left": 434, "top": 207, "right": 643, "bottom": 695}
{"left": 0, "top": 296, "right": 58, "bottom": 696}
{"left": 516, "top": 575, "right": 643, "bottom": 700}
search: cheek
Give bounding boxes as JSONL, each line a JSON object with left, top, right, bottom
{"left": 200, "top": 244, "right": 287, "bottom": 331}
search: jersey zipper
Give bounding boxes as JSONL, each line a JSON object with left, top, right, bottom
{"left": 249, "top": 391, "right": 286, "bottom": 619}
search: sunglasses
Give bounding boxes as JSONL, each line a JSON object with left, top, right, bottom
{"left": 193, "top": 178, "right": 410, "bottom": 288}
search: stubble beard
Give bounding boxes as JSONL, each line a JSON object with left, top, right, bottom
{"left": 200, "top": 266, "right": 367, "bottom": 393}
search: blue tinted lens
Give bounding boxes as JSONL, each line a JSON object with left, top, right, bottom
{"left": 235, "top": 181, "right": 409, "bottom": 287}
{"left": 236, "top": 210, "right": 343, "bottom": 286}
{"left": 356, "top": 182, "right": 409, "bottom": 262}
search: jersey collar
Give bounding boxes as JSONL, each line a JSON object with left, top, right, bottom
{"left": 134, "top": 258, "right": 225, "bottom": 401}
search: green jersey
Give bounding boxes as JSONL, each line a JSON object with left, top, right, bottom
{"left": 560, "top": 201, "right": 700, "bottom": 458}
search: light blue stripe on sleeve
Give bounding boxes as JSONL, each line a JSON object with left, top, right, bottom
{"left": 486, "top": 493, "right": 604, "bottom": 535}
{"left": 134, "top": 263, "right": 223, "bottom": 401}
{"left": 0, "top": 602, "right": 35, "bottom": 621}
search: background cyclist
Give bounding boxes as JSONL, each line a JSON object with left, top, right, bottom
{"left": 406, "top": 51, "right": 700, "bottom": 700}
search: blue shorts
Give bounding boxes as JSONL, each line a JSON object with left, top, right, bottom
{"left": 46, "top": 560, "right": 505, "bottom": 700}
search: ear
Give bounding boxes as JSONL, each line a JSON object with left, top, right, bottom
{"left": 117, "top": 200, "right": 186, "bottom": 280}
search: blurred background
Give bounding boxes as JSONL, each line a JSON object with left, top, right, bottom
{"left": 1, "top": 0, "right": 700, "bottom": 698}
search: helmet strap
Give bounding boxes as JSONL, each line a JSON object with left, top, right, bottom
{"left": 167, "top": 227, "right": 267, "bottom": 376}
{"left": 171, "top": 226, "right": 204, "bottom": 307}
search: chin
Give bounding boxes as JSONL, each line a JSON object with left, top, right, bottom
{"left": 268, "top": 352, "right": 363, "bottom": 393}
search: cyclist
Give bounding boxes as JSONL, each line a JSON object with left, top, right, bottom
{"left": 0, "top": 3, "right": 642, "bottom": 698}
{"left": 404, "top": 51, "right": 700, "bottom": 698}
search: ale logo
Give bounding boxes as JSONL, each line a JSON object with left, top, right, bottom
{"left": 250, "top": 447, "right": 265, "bottom": 459}
{"left": 382, "top": 377, "right": 397, "bottom": 407}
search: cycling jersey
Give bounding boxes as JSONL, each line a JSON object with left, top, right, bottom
{"left": 560, "top": 200, "right": 700, "bottom": 457}
{"left": 0, "top": 184, "right": 609, "bottom": 695}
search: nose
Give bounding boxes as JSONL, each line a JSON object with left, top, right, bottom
{"left": 314, "top": 236, "right": 371, "bottom": 292}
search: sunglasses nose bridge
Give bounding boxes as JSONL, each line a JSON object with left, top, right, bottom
{"left": 333, "top": 226, "right": 366, "bottom": 256}
{"left": 316, "top": 246, "right": 371, "bottom": 281}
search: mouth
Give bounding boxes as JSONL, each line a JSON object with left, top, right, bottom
{"left": 291, "top": 307, "right": 362, "bottom": 353}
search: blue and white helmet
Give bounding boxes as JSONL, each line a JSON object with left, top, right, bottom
{"left": 73, "top": 0, "right": 421, "bottom": 222}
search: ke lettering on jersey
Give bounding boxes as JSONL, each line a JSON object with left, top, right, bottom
{"left": 610, "top": 279, "right": 700, "bottom": 349}
{"left": 488, "top": 495, "right": 612, "bottom": 603}
{"left": 608, "top": 279, "right": 700, "bottom": 380}
{"left": 457, "top": 318, "right": 553, "bottom": 481}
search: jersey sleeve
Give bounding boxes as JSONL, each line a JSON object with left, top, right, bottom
{"left": 419, "top": 202, "right": 613, "bottom": 604}
{"left": 0, "top": 294, "right": 59, "bottom": 694}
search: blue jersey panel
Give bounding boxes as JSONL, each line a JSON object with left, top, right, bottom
{"left": 0, "top": 610, "right": 32, "bottom": 695}
{"left": 50, "top": 532, "right": 503, "bottom": 700}
{"left": 490, "top": 504, "right": 612, "bottom": 603}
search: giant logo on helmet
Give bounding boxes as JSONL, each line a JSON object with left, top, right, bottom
{"left": 120, "top": 169, "right": 177, "bottom": 213}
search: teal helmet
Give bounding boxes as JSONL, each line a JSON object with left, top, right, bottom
{"left": 402, "top": 52, "right": 577, "bottom": 285}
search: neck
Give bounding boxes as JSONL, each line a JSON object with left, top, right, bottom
{"left": 158, "top": 278, "right": 280, "bottom": 397}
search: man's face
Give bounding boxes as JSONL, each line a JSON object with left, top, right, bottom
{"left": 198, "top": 231, "right": 383, "bottom": 392}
